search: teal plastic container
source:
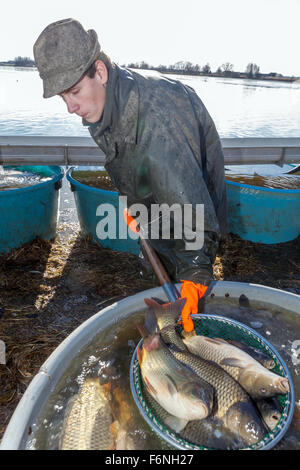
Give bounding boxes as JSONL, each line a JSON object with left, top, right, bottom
{"left": 226, "top": 179, "right": 300, "bottom": 244}
{"left": 0, "top": 166, "right": 64, "bottom": 254}
{"left": 66, "top": 168, "right": 139, "bottom": 255}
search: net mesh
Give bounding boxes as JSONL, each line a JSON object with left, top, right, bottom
{"left": 131, "top": 314, "right": 292, "bottom": 450}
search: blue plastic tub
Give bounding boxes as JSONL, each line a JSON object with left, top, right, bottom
{"left": 226, "top": 179, "right": 300, "bottom": 244}
{"left": 66, "top": 168, "right": 139, "bottom": 255}
{"left": 0, "top": 166, "right": 64, "bottom": 254}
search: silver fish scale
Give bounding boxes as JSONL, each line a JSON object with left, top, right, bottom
{"left": 60, "top": 379, "right": 114, "bottom": 450}
{"left": 189, "top": 339, "right": 242, "bottom": 383}
{"left": 143, "top": 385, "right": 246, "bottom": 450}
{"left": 170, "top": 349, "right": 250, "bottom": 419}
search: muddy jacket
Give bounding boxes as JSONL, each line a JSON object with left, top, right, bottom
{"left": 83, "top": 64, "right": 227, "bottom": 283}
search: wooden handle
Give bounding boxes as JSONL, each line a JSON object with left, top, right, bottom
{"left": 139, "top": 237, "right": 171, "bottom": 286}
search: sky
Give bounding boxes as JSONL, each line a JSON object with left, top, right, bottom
{"left": 1, "top": 0, "right": 300, "bottom": 76}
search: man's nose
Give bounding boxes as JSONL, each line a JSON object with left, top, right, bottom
{"left": 65, "top": 98, "right": 79, "bottom": 114}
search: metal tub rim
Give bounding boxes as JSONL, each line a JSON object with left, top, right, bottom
{"left": 0, "top": 166, "right": 64, "bottom": 195}
{"left": 66, "top": 166, "right": 117, "bottom": 195}
{"left": 225, "top": 178, "right": 300, "bottom": 193}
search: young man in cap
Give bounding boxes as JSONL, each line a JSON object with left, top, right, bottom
{"left": 34, "top": 19, "right": 227, "bottom": 322}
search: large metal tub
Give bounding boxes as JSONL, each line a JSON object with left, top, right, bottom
{"left": 0, "top": 281, "right": 299, "bottom": 450}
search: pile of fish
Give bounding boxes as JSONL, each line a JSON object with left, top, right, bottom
{"left": 59, "top": 379, "right": 135, "bottom": 450}
{"left": 0, "top": 168, "right": 51, "bottom": 191}
{"left": 136, "top": 298, "right": 290, "bottom": 449}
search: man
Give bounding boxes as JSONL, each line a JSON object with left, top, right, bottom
{"left": 33, "top": 19, "right": 227, "bottom": 322}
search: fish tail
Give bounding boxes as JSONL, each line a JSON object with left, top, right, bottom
{"left": 144, "top": 306, "right": 160, "bottom": 335}
{"left": 144, "top": 297, "right": 187, "bottom": 324}
{"left": 137, "top": 345, "right": 143, "bottom": 365}
{"left": 135, "top": 321, "right": 148, "bottom": 339}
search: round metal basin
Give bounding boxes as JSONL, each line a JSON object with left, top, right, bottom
{"left": 1, "top": 281, "right": 299, "bottom": 450}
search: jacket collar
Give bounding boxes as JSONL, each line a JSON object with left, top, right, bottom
{"left": 83, "top": 63, "right": 139, "bottom": 145}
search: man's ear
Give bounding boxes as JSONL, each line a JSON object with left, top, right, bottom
{"left": 95, "top": 60, "right": 108, "bottom": 86}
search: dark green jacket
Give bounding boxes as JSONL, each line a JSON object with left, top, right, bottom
{"left": 84, "top": 64, "right": 227, "bottom": 283}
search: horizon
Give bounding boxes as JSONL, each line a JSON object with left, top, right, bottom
{"left": 1, "top": 0, "right": 300, "bottom": 77}
{"left": 0, "top": 59, "right": 298, "bottom": 79}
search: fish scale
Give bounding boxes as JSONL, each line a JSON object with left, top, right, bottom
{"left": 59, "top": 378, "right": 114, "bottom": 450}
{"left": 171, "top": 348, "right": 247, "bottom": 417}
{"left": 138, "top": 332, "right": 214, "bottom": 425}
{"left": 143, "top": 385, "right": 247, "bottom": 450}
{"left": 183, "top": 335, "right": 289, "bottom": 398}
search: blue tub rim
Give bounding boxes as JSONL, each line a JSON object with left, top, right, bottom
{"left": 0, "top": 166, "right": 64, "bottom": 195}
{"left": 66, "top": 166, "right": 118, "bottom": 195}
{"left": 225, "top": 178, "right": 300, "bottom": 194}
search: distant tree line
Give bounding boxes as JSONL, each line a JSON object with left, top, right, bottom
{"left": 0, "top": 56, "right": 294, "bottom": 80}
{"left": 0, "top": 56, "right": 35, "bottom": 67}
{"left": 14, "top": 56, "right": 35, "bottom": 66}
{"left": 123, "top": 60, "right": 288, "bottom": 80}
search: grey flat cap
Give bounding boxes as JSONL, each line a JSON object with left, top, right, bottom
{"left": 33, "top": 18, "right": 101, "bottom": 98}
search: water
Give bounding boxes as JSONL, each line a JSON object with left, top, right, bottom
{"left": 0, "top": 167, "right": 52, "bottom": 190}
{"left": 225, "top": 174, "right": 300, "bottom": 189}
{"left": 27, "top": 295, "right": 300, "bottom": 450}
{"left": 1, "top": 67, "right": 300, "bottom": 139}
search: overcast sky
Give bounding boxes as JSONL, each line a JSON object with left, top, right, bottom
{"left": 1, "top": 0, "right": 300, "bottom": 76}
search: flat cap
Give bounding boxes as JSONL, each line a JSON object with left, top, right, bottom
{"left": 33, "top": 18, "right": 101, "bottom": 98}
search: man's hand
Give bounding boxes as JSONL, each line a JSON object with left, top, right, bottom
{"left": 180, "top": 280, "right": 208, "bottom": 332}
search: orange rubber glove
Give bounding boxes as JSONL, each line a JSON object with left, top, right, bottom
{"left": 180, "top": 280, "right": 208, "bottom": 332}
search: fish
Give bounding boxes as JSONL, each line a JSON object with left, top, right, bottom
{"left": 255, "top": 397, "right": 282, "bottom": 430}
{"left": 144, "top": 297, "right": 188, "bottom": 351}
{"left": 59, "top": 378, "right": 115, "bottom": 450}
{"left": 143, "top": 386, "right": 248, "bottom": 450}
{"left": 136, "top": 324, "right": 214, "bottom": 433}
{"left": 168, "top": 345, "right": 268, "bottom": 446}
{"left": 182, "top": 335, "right": 289, "bottom": 399}
{"left": 290, "top": 400, "right": 300, "bottom": 432}
{"left": 227, "top": 339, "right": 275, "bottom": 369}
{"left": 111, "top": 387, "right": 135, "bottom": 450}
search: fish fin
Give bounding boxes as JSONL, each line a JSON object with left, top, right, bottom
{"left": 214, "top": 337, "right": 230, "bottom": 344}
{"left": 164, "top": 416, "right": 189, "bottom": 433}
{"left": 165, "top": 373, "right": 179, "bottom": 396}
{"left": 110, "top": 420, "right": 120, "bottom": 442}
{"left": 136, "top": 322, "right": 148, "bottom": 339}
{"left": 102, "top": 382, "right": 111, "bottom": 394}
{"left": 150, "top": 297, "right": 166, "bottom": 305}
{"left": 144, "top": 376, "right": 157, "bottom": 396}
{"left": 144, "top": 307, "right": 159, "bottom": 336}
{"left": 204, "top": 337, "right": 228, "bottom": 345}
{"left": 220, "top": 357, "right": 247, "bottom": 368}
{"left": 144, "top": 298, "right": 187, "bottom": 324}
{"left": 137, "top": 345, "right": 143, "bottom": 365}
{"left": 143, "top": 332, "right": 160, "bottom": 352}
{"left": 227, "top": 339, "right": 245, "bottom": 349}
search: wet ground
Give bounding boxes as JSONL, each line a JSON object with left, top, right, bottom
{"left": 0, "top": 178, "right": 300, "bottom": 445}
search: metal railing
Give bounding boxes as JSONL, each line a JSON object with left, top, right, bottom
{"left": 1, "top": 136, "right": 300, "bottom": 166}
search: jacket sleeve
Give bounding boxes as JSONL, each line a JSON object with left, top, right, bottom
{"left": 137, "top": 119, "right": 221, "bottom": 284}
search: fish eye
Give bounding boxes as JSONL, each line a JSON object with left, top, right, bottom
{"left": 260, "top": 388, "right": 267, "bottom": 394}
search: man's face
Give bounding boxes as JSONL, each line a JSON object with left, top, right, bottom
{"left": 60, "top": 61, "right": 107, "bottom": 123}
